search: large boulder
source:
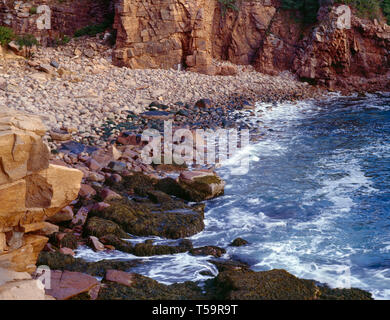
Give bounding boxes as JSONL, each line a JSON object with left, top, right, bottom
{"left": 0, "top": 110, "right": 49, "bottom": 185}
{"left": 91, "top": 198, "right": 204, "bottom": 239}
{"left": 178, "top": 171, "right": 225, "bottom": 201}
{"left": 157, "top": 171, "right": 225, "bottom": 202}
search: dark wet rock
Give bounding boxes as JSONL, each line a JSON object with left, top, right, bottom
{"left": 110, "top": 172, "right": 157, "bottom": 196}
{"left": 114, "top": 234, "right": 185, "bottom": 257}
{"left": 108, "top": 161, "right": 127, "bottom": 173}
{"left": 146, "top": 190, "right": 173, "bottom": 204}
{"left": 90, "top": 198, "right": 205, "bottom": 239}
{"left": 50, "top": 60, "right": 59, "bottom": 68}
{"left": 316, "top": 285, "right": 373, "bottom": 300}
{"left": 205, "top": 268, "right": 373, "bottom": 300}
{"left": 140, "top": 111, "right": 174, "bottom": 121}
{"left": 148, "top": 102, "right": 169, "bottom": 110}
{"left": 230, "top": 238, "right": 249, "bottom": 247}
{"left": 131, "top": 239, "right": 193, "bottom": 257}
{"left": 190, "top": 246, "right": 226, "bottom": 258}
{"left": 209, "top": 259, "right": 250, "bottom": 272}
{"left": 98, "top": 273, "right": 204, "bottom": 300}
{"left": 155, "top": 177, "right": 190, "bottom": 200}
{"left": 51, "top": 232, "right": 78, "bottom": 250}
{"left": 37, "top": 251, "right": 141, "bottom": 277}
{"left": 59, "top": 141, "right": 98, "bottom": 155}
{"left": 156, "top": 172, "right": 225, "bottom": 202}
{"left": 117, "top": 132, "right": 143, "bottom": 146}
{"left": 176, "top": 109, "right": 190, "bottom": 117}
{"left": 178, "top": 171, "right": 225, "bottom": 201}
{"left": 195, "top": 99, "right": 213, "bottom": 109}
{"left": 84, "top": 216, "right": 131, "bottom": 239}
{"left": 99, "top": 234, "right": 134, "bottom": 253}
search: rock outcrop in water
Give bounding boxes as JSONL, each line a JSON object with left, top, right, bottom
{"left": 0, "top": 110, "right": 82, "bottom": 299}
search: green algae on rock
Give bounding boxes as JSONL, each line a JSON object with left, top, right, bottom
{"left": 98, "top": 273, "right": 204, "bottom": 300}
{"left": 100, "top": 234, "right": 193, "bottom": 256}
{"left": 37, "top": 251, "right": 142, "bottom": 277}
{"left": 84, "top": 216, "right": 131, "bottom": 239}
{"left": 205, "top": 268, "right": 373, "bottom": 300}
{"left": 90, "top": 198, "right": 205, "bottom": 239}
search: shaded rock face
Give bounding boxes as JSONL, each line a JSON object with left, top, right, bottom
{"left": 291, "top": 6, "right": 390, "bottom": 91}
{"left": 113, "top": 0, "right": 390, "bottom": 90}
{"left": 0, "top": 110, "right": 82, "bottom": 274}
{"left": 0, "top": 0, "right": 112, "bottom": 44}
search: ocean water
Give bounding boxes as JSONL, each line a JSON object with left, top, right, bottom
{"left": 76, "top": 93, "right": 390, "bottom": 299}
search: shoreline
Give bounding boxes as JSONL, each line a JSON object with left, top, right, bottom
{"left": 0, "top": 38, "right": 384, "bottom": 300}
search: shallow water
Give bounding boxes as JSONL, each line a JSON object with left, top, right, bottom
{"left": 77, "top": 94, "right": 390, "bottom": 299}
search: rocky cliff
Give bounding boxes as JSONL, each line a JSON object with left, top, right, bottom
{"left": 0, "top": 110, "right": 82, "bottom": 279}
{"left": 113, "top": 0, "right": 390, "bottom": 91}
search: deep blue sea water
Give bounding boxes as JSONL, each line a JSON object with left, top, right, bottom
{"left": 77, "top": 94, "right": 390, "bottom": 299}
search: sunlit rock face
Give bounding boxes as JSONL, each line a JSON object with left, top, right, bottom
{"left": 0, "top": 109, "right": 82, "bottom": 274}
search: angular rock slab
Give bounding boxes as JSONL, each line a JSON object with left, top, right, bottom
{"left": 26, "top": 164, "right": 84, "bottom": 218}
{"left": 0, "top": 235, "right": 48, "bottom": 273}
{"left": 0, "top": 164, "right": 83, "bottom": 230}
{"left": 45, "top": 270, "right": 99, "bottom": 300}
{"left": 0, "top": 110, "right": 49, "bottom": 185}
{"left": 0, "top": 279, "right": 48, "bottom": 300}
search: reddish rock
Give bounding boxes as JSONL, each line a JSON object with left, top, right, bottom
{"left": 48, "top": 206, "right": 74, "bottom": 224}
{"left": 104, "top": 270, "right": 134, "bottom": 287}
{"left": 71, "top": 207, "right": 89, "bottom": 227}
{"left": 91, "top": 202, "right": 111, "bottom": 212}
{"left": 110, "top": 174, "right": 122, "bottom": 183}
{"left": 45, "top": 270, "right": 99, "bottom": 300}
{"left": 117, "top": 133, "right": 143, "bottom": 146}
{"left": 88, "top": 159, "right": 102, "bottom": 171}
{"left": 195, "top": 99, "right": 213, "bottom": 109}
{"left": 43, "top": 243, "right": 56, "bottom": 253}
{"left": 79, "top": 184, "right": 97, "bottom": 199}
{"left": 87, "top": 236, "right": 105, "bottom": 252}
{"left": 218, "top": 65, "right": 238, "bottom": 76}
{"left": 59, "top": 247, "right": 75, "bottom": 256}
{"left": 100, "top": 188, "right": 122, "bottom": 201}
{"left": 90, "top": 150, "right": 113, "bottom": 168}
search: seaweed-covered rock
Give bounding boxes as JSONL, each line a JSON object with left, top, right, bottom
{"left": 132, "top": 239, "right": 193, "bottom": 257}
{"left": 100, "top": 235, "right": 193, "bottom": 256}
{"left": 190, "top": 246, "right": 226, "bottom": 258}
{"left": 84, "top": 216, "right": 130, "bottom": 239}
{"left": 91, "top": 198, "right": 204, "bottom": 239}
{"left": 98, "top": 273, "right": 204, "bottom": 300}
{"left": 206, "top": 268, "right": 373, "bottom": 300}
{"left": 178, "top": 171, "right": 225, "bottom": 202}
{"left": 230, "top": 238, "right": 249, "bottom": 247}
{"left": 99, "top": 234, "right": 134, "bottom": 253}
{"left": 317, "top": 285, "right": 373, "bottom": 300}
{"left": 51, "top": 232, "right": 78, "bottom": 250}
{"left": 37, "top": 251, "right": 141, "bottom": 277}
{"left": 108, "top": 172, "right": 157, "bottom": 196}
{"left": 156, "top": 172, "right": 225, "bottom": 202}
